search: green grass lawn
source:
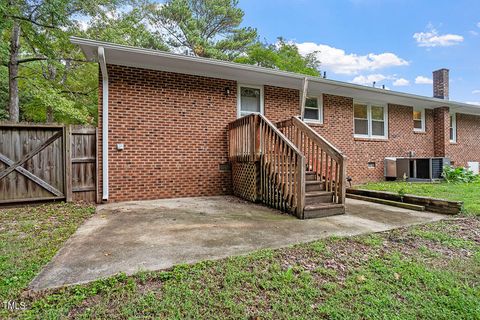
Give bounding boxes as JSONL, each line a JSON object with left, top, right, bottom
{"left": 0, "top": 203, "right": 94, "bottom": 318}
{"left": 356, "top": 181, "right": 480, "bottom": 216}
{"left": 1, "top": 203, "right": 479, "bottom": 319}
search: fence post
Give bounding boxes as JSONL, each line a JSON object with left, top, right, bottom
{"left": 64, "top": 124, "right": 72, "bottom": 202}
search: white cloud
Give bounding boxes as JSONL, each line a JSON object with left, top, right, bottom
{"left": 472, "top": 90, "right": 480, "bottom": 94}
{"left": 393, "top": 78, "right": 410, "bottom": 86}
{"left": 351, "top": 74, "right": 391, "bottom": 86}
{"left": 477, "top": 22, "right": 480, "bottom": 28}
{"left": 296, "top": 42, "right": 408, "bottom": 75}
{"left": 413, "top": 26, "right": 463, "bottom": 47}
{"left": 466, "top": 101, "right": 480, "bottom": 106}
{"left": 415, "top": 76, "right": 433, "bottom": 84}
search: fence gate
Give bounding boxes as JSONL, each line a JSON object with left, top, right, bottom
{"left": 0, "top": 123, "right": 97, "bottom": 205}
{"left": 69, "top": 126, "right": 97, "bottom": 202}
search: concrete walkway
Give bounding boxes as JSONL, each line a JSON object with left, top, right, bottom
{"left": 30, "top": 196, "right": 445, "bottom": 290}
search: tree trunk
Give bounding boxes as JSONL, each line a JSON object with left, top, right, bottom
{"left": 46, "top": 106, "right": 54, "bottom": 122}
{"left": 45, "top": 64, "right": 57, "bottom": 123}
{"left": 8, "top": 20, "right": 21, "bottom": 122}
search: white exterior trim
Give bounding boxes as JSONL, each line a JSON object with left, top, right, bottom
{"left": 237, "top": 84, "right": 264, "bottom": 118}
{"left": 304, "top": 95, "right": 324, "bottom": 124}
{"left": 413, "top": 107, "right": 426, "bottom": 132}
{"left": 450, "top": 112, "right": 457, "bottom": 143}
{"left": 98, "top": 46, "right": 109, "bottom": 201}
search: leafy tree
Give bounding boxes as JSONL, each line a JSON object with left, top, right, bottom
{"left": 148, "top": 0, "right": 257, "bottom": 59}
{"left": 235, "top": 38, "right": 320, "bottom": 76}
{"left": 1, "top": 0, "right": 169, "bottom": 124}
{"left": 85, "top": 6, "right": 169, "bottom": 50}
{"left": 1, "top": 0, "right": 124, "bottom": 122}
{"left": 0, "top": 0, "right": 318, "bottom": 124}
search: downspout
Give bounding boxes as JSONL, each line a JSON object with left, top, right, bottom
{"left": 98, "top": 46, "right": 109, "bottom": 201}
{"left": 300, "top": 77, "right": 308, "bottom": 121}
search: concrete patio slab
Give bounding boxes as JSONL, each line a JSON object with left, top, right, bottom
{"left": 30, "top": 196, "right": 445, "bottom": 290}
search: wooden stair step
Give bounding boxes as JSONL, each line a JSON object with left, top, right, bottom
{"left": 305, "top": 171, "right": 317, "bottom": 181}
{"left": 305, "top": 180, "right": 325, "bottom": 192}
{"left": 305, "top": 191, "right": 333, "bottom": 205}
{"left": 278, "top": 171, "right": 317, "bottom": 181}
{"left": 303, "top": 203, "right": 345, "bottom": 219}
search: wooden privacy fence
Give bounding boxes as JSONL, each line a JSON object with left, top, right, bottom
{"left": 277, "top": 116, "right": 347, "bottom": 205}
{"left": 0, "top": 123, "right": 97, "bottom": 205}
{"left": 228, "top": 114, "right": 305, "bottom": 217}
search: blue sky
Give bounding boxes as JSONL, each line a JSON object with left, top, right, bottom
{"left": 239, "top": 0, "right": 480, "bottom": 104}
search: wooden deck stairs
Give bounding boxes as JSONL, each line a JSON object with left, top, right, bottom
{"left": 228, "top": 114, "right": 347, "bottom": 219}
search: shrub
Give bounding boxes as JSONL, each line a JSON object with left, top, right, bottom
{"left": 442, "top": 165, "right": 479, "bottom": 183}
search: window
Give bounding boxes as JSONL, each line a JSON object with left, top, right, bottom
{"left": 304, "top": 96, "right": 323, "bottom": 123}
{"left": 237, "top": 85, "right": 263, "bottom": 118}
{"left": 413, "top": 108, "right": 425, "bottom": 132}
{"left": 354, "top": 103, "right": 368, "bottom": 135}
{"left": 354, "top": 103, "right": 388, "bottom": 138}
{"left": 450, "top": 112, "right": 457, "bottom": 142}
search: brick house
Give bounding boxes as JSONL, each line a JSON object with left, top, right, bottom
{"left": 72, "top": 37, "right": 480, "bottom": 218}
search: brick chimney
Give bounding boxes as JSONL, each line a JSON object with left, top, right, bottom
{"left": 433, "top": 68, "right": 449, "bottom": 100}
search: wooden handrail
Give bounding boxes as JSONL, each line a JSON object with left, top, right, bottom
{"left": 277, "top": 116, "right": 347, "bottom": 205}
{"left": 228, "top": 114, "right": 306, "bottom": 217}
{"left": 292, "top": 117, "right": 344, "bottom": 162}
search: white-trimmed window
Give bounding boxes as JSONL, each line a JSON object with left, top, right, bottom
{"left": 304, "top": 96, "right": 323, "bottom": 123}
{"left": 237, "top": 84, "right": 264, "bottom": 118}
{"left": 450, "top": 112, "right": 457, "bottom": 142}
{"left": 413, "top": 108, "right": 425, "bottom": 132}
{"left": 354, "top": 103, "right": 388, "bottom": 138}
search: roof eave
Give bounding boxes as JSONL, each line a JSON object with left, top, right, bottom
{"left": 70, "top": 37, "right": 480, "bottom": 115}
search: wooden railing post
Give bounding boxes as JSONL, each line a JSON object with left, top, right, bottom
{"left": 250, "top": 115, "right": 255, "bottom": 162}
{"left": 254, "top": 115, "right": 261, "bottom": 161}
{"left": 338, "top": 156, "right": 347, "bottom": 204}
{"left": 297, "top": 155, "right": 305, "bottom": 218}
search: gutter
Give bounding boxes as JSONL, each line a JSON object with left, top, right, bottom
{"left": 98, "top": 46, "right": 109, "bottom": 201}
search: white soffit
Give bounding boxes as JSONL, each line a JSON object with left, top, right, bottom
{"left": 71, "top": 37, "right": 480, "bottom": 115}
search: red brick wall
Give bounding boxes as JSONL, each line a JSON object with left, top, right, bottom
{"left": 433, "top": 107, "right": 449, "bottom": 157}
{"left": 99, "top": 65, "right": 480, "bottom": 201}
{"left": 308, "top": 97, "right": 436, "bottom": 184}
{"left": 264, "top": 85, "right": 300, "bottom": 122}
{"left": 447, "top": 113, "right": 480, "bottom": 167}
{"left": 98, "top": 64, "right": 237, "bottom": 202}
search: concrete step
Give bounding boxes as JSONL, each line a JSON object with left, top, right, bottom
{"left": 305, "top": 180, "right": 325, "bottom": 192}
{"left": 305, "top": 191, "right": 333, "bottom": 205}
{"left": 303, "top": 203, "right": 345, "bottom": 219}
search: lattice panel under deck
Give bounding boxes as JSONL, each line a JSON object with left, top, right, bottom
{"left": 232, "top": 162, "right": 259, "bottom": 202}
